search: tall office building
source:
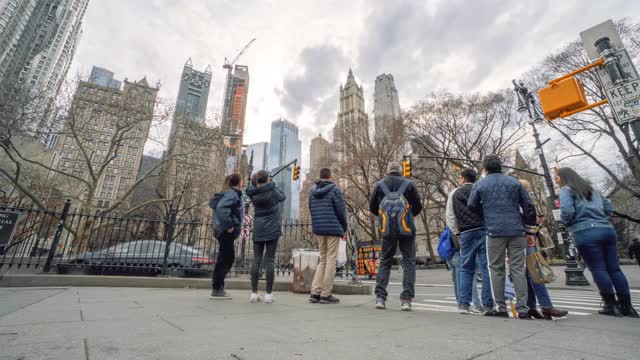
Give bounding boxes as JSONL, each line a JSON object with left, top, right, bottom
{"left": 246, "top": 142, "right": 269, "bottom": 171}
{"left": 54, "top": 66, "right": 158, "bottom": 210}
{"left": 332, "top": 69, "right": 369, "bottom": 163}
{"left": 373, "top": 74, "right": 401, "bottom": 142}
{"left": 269, "top": 118, "right": 301, "bottom": 220}
{"left": 221, "top": 64, "right": 250, "bottom": 157}
{"left": 161, "top": 60, "right": 225, "bottom": 220}
{"left": 309, "top": 134, "right": 331, "bottom": 174}
{"left": 0, "top": 0, "right": 90, "bottom": 142}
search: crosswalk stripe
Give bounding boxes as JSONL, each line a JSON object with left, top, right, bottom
{"left": 413, "top": 302, "right": 591, "bottom": 316}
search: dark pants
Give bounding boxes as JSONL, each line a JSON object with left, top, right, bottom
{"left": 574, "top": 227, "right": 630, "bottom": 295}
{"left": 526, "top": 270, "right": 552, "bottom": 309}
{"left": 375, "top": 235, "right": 416, "bottom": 301}
{"left": 251, "top": 240, "right": 278, "bottom": 293}
{"left": 212, "top": 232, "right": 237, "bottom": 291}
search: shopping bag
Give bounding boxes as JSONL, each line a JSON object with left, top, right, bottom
{"left": 526, "top": 247, "right": 556, "bottom": 285}
{"left": 336, "top": 235, "right": 348, "bottom": 268}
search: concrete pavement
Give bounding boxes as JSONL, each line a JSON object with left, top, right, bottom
{"left": 1, "top": 286, "right": 639, "bottom": 360}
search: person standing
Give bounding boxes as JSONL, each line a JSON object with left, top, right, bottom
{"left": 629, "top": 239, "right": 640, "bottom": 268}
{"left": 468, "top": 155, "right": 536, "bottom": 319}
{"left": 518, "top": 179, "right": 568, "bottom": 320}
{"left": 246, "top": 170, "right": 286, "bottom": 303}
{"left": 446, "top": 168, "right": 494, "bottom": 314}
{"left": 309, "top": 168, "right": 347, "bottom": 304}
{"left": 557, "top": 167, "right": 638, "bottom": 318}
{"left": 209, "top": 173, "right": 243, "bottom": 300}
{"left": 369, "top": 162, "right": 423, "bottom": 311}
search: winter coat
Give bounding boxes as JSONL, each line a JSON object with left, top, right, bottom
{"left": 446, "top": 183, "right": 484, "bottom": 235}
{"left": 209, "top": 188, "right": 243, "bottom": 239}
{"left": 559, "top": 186, "right": 613, "bottom": 233}
{"left": 309, "top": 180, "right": 348, "bottom": 237}
{"left": 246, "top": 182, "right": 286, "bottom": 242}
{"left": 467, "top": 173, "right": 536, "bottom": 238}
{"left": 369, "top": 173, "right": 423, "bottom": 217}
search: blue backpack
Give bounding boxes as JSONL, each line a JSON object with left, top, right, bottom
{"left": 437, "top": 227, "right": 455, "bottom": 260}
{"left": 377, "top": 179, "right": 413, "bottom": 239}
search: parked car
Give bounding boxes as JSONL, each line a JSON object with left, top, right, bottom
{"left": 57, "top": 240, "right": 214, "bottom": 276}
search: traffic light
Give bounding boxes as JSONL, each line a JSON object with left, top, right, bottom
{"left": 292, "top": 163, "right": 300, "bottom": 181}
{"left": 538, "top": 77, "right": 589, "bottom": 120}
{"left": 402, "top": 160, "right": 412, "bottom": 178}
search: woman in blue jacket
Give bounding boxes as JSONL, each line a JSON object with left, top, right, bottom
{"left": 246, "top": 170, "right": 286, "bottom": 303}
{"left": 557, "top": 168, "right": 638, "bottom": 318}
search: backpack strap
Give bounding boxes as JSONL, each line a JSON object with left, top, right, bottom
{"left": 378, "top": 181, "right": 391, "bottom": 196}
{"left": 398, "top": 179, "right": 411, "bottom": 196}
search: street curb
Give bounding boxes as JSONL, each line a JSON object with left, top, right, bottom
{"left": 0, "top": 274, "right": 372, "bottom": 295}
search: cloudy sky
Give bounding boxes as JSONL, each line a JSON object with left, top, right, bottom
{"left": 70, "top": 0, "right": 639, "bottom": 167}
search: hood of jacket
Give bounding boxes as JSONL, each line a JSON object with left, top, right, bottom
{"left": 209, "top": 188, "right": 241, "bottom": 209}
{"left": 246, "top": 181, "right": 275, "bottom": 197}
{"left": 311, "top": 180, "right": 336, "bottom": 198}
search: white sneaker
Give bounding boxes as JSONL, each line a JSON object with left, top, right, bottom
{"left": 264, "top": 293, "right": 274, "bottom": 303}
{"left": 250, "top": 293, "right": 262, "bottom": 303}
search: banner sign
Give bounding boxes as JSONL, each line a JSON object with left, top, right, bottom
{"left": 356, "top": 241, "right": 381, "bottom": 277}
{"left": 0, "top": 210, "right": 20, "bottom": 249}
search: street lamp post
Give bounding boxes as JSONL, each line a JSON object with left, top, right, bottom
{"left": 513, "top": 80, "right": 590, "bottom": 286}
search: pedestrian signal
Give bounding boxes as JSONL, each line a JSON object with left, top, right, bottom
{"left": 402, "top": 160, "right": 412, "bottom": 178}
{"left": 292, "top": 163, "right": 300, "bottom": 181}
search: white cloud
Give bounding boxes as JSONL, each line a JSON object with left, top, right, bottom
{"left": 70, "top": 0, "right": 640, "bottom": 169}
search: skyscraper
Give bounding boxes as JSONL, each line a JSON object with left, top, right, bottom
{"left": 373, "top": 74, "right": 401, "bottom": 142}
{"left": 221, "top": 64, "right": 250, "bottom": 157}
{"left": 54, "top": 66, "right": 158, "bottom": 210}
{"left": 0, "top": 0, "right": 90, "bottom": 142}
{"left": 246, "top": 142, "right": 269, "bottom": 171}
{"left": 269, "top": 118, "right": 301, "bottom": 220}
{"left": 309, "top": 134, "right": 331, "bottom": 174}
{"left": 332, "top": 69, "right": 369, "bottom": 163}
{"left": 161, "top": 60, "right": 226, "bottom": 220}
{"left": 175, "top": 58, "right": 212, "bottom": 123}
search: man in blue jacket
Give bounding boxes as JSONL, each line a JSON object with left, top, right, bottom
{"left": 468, "top": 155, "right": 537, "bottom": 318}
{"left": 209, "top": 173, "right": 244, "bottom": 300}
{"left": 309, "top": 168, "right": 348, "bottom": 304}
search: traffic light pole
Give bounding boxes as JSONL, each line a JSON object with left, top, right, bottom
{"left": 513, "top": 80, "right": 589, "bottom": 286}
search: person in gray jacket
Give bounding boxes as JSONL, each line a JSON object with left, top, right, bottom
{"left": 246, "top": 170, "right": 286, "bottom": 304}
{"left": 468, "top": 155, "right": 537, "bottom": 319}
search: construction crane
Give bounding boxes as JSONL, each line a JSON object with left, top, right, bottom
{"left": 222, "top": 37, "right": 256, "bottom": 74}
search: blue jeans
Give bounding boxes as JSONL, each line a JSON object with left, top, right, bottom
{"left": 446, "top": 251, "right": 481, "bottom": 306}
{"left": 573, "top": 227, "right": 630, "bottom": 295}
{"left": 459, "top": 230, "right": 493, "bottom": 307}
{"left": 526, "top": 270, "right": 552, "bottom": 309}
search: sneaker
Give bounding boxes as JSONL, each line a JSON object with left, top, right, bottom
{"left": 471, "top": 305, "right": 485, "bottom": 314}
{"left": 309, "top": 294, "right": 321, "bottom": 303}
{"left": 375, "top": 298, "right": 386, "bottom": 309}
{"left": 264, "top": 293, "right": 274, "bottom": 304}
{"left": 458, "top": 304, "right": 471, "bottom": 314}
{"left": 319, "top": 295, "right": 340, "bottom": 304}
{"left": 209, "top": 289, "right": 232, "bottom": 300}
{"left": 484, "top": 309, "right": 509, "bottom": 318}
{"left": 401, "top": 301, "right": 412, "bottom": 312}
{"left": 250, "top": 293, "right": 262, "bottom": 303}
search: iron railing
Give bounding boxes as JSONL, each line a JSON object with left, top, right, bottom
{"left": 0, "top": 202, "right": 316, "bottom": 277}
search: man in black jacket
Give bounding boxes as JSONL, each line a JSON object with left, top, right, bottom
{"left": 369, "top": 162, "right": 423, "bottom": 311}
{"left": 446, "top": 168, "right": 494, "bottom": 314}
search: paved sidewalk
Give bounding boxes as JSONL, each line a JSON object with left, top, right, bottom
{"left": 379, "top": 264, "right": 640, "bottom": 290}
{"left": 1, "top": 287, "right": 639, "bottom": 360}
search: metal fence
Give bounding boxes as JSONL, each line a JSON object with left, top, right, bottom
{"left": 0, "top": 201, "right": 316, "bottom": 277}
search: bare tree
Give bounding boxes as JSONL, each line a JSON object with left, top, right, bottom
{"left": 406, "top": 90, "right": 529, "bottom": 258}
